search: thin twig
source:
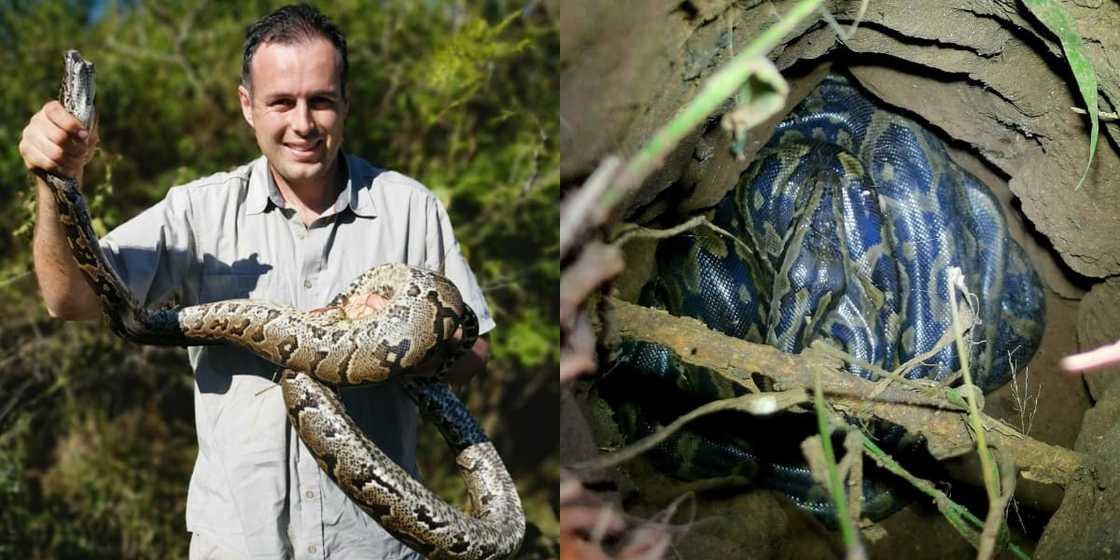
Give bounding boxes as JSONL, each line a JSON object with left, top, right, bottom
{"left": 977, "top": 451, "right": 1018, "bottom": 560}
{"left": 612, "top": 216, "right": 756, "bottom": 261}
{"left": 576, "top": 390, "right": 809, "bottom": 471}
{"left": 1007, "top": 348, "right": 1041, "bottom": 436}
{"left": 0, "top": 269, "right": 32, "bottom": 288}
{"left": 1071, "top": 106, "right": 1120, "bottom": 121}
{"left": 520, "top": 125, "right": 546, "bottom": 197}
{"left": 819, "top": 0, "right": 870, "bottom": 42}
{"left": 811, "top": 339, "right": 962, "bottom": 407}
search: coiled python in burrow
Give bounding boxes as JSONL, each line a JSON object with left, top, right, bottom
{"left": 602, "top": 74, "right": 1046, "bottom": 522}
{"left": 45, "top": 50, "right": 524, "bottom": 560}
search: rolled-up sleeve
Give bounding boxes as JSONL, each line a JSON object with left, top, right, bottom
{"left": 99, "top": 186, "right": 200, "bottom": 309}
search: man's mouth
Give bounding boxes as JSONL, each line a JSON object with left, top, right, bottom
{"left": 284, "top": 140, "right": 322, "bottom": 160}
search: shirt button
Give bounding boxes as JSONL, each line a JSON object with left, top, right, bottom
{"left": 304, "top": 279, "right": 312, "bottom": 289}
{"left": 308, "top": 544, "right": 317, "bottom": 554}
{"left": 305, "top": 490, "right": 315, "bottom": 499}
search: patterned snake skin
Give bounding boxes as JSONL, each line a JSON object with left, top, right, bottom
{"left": 602, "top": 74, "right": 1046, "bottom": 522}
{"left": 45, "top": 51, "right": 524, "bottom": 559}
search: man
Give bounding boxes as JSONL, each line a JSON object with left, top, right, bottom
{"left": 18, "top": 4, "right": 493, "bottom": 559}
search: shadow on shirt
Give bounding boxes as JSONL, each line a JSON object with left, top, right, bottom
{"left": 108, "top": 248, "right": 275, "bottom": 394}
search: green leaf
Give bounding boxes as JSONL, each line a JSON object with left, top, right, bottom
{"left": 722, "top": 57, "right": 790, "bottom": 160}
{"left": 1021, "top": 0, "right": 1099, "bottom": 189}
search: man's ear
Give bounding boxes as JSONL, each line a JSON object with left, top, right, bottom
{"left": 238, "top": 85, "right": 255, "bottom": 128}
{"left": 343, "top": 81, "right": 353, "bottom": 116}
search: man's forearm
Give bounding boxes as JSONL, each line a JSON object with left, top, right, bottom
{"left": 33, "top": 175, "right": 101, "bottom": 320}
{"left": 446, "top": 334, "right": 490, "bottom": 385}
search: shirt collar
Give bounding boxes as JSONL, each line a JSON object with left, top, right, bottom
{"left": 245, "top": 152, "right": 377, "bottom": 219}
{"left": 341, "top": 151, "right": 377, "bottom": 219}
{"left": 245, "top": 156, "right": 273, "bottom": 215}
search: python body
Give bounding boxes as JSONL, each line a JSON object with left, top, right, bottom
{"left": 45, "top": 51, "right": 524, "bottom": 560}
{"left": 605, "top": 74, "right": 1046, "bottom": 521}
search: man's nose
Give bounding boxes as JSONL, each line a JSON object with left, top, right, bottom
{"left": 291, "top": 100, "right": 314, "bottom": 135}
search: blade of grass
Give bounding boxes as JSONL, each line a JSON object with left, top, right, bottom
{"left": 812, "top": 373, "right": 864, "bottom": 557}
{"left": 1021, "top": 0, "right": 1099, "bottom": 189}
{"left": 947, "top": 268, "right": 1000, "bottom": 505}
{"left": 859, "top": 435, "right": 1031, "bottom": 560}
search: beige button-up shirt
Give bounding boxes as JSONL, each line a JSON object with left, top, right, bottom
{"left": 100, "top": 153, "right": 494, "bottom": 559}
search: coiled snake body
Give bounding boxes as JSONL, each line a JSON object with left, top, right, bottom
{"left": 604, "top": 74, "right": 1046, "bottom": 521}
{"left": 46, "top": 51, "right": 524, "bottom": 559}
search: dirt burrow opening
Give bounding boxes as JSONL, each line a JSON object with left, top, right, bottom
{"left": 561, "top": 1, "right": 1120, "bottom": 557}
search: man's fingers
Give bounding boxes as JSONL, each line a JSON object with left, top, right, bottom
{"left": 43, "top": 126, "right": 87, "bottom": 160}
{"left": 89, "top": 112, "right": 100, "bottom": 145}
{"left": 43, "top": 104, "right": 93, "bottom": 157}
{"left": 20, "top": 142, "right": 63, "bottom": 175}
{"left": 20, "top": 101, "right": 97, "bottom": 178}
{"left": 1062, "top": 339, "right": 1120, "bottom": 373}
{"left": 20, "top": 126, "right": 84, "bottom": 177}
{"left": 43, "top": 100, "right": 89, "bottom": 137}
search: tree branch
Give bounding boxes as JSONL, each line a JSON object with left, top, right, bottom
{"left": 606, "top": 297, "right": 1084, "bottom": 488}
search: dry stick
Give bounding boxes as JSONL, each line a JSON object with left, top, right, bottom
{"left": 579, "top": 390, "right": 810, "bottom": 471}
{"left": 842, "top": 431, "right": 864, "bottom": 527}
{"left": 608, "top": 297, "right": 1085, "bottom": 488}
{"left": 612, "top": 216, "right": 710, "bottom": 247}
{"left": 812, "top": 336, "right": 961, "bottom": 403}
{"left": 978, "top": 451, "right": 1018, "bottom": 560}
{"left": 613, "top": 216, "right": 758, "bottom": 262}
{"left": 606, "top": 298, "right": 1036, "bottom": 557}
{"left": 1070, "top": 106, "right": 1120, "bottom": 122}
{"left": 560, "top": 156, "right": 622, "bottom": 259}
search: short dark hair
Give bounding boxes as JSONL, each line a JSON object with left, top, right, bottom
{"left": 241, "top": 4, "right": 348, "bottom": 94}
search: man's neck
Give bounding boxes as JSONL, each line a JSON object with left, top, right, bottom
{"left": 270, "top": 156, "right": 346, "bottom": 226}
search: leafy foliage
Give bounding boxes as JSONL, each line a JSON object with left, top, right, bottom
{"left": 0, "top": 1, "right": 558, "bottom": 557}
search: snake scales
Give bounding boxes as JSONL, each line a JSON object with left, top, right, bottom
{"left": 45, "top": 50, "right": 524, "bottom": 559}
{"left": 603, "top": 74, "right": 1046, "bottom": 521}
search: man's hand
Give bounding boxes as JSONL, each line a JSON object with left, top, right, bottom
{"left": 406, "top": 321, "right": 488, "bottom": 383}
{"left": 19, "top": 100, "right": 98, "bottom": 180}
{"left": 310, "top": 294, "right": 488, "bottom": 382}
{"left": 442, "top": 335, "right": 489, "bottom": 385}
{"left": 24, "top": 100, "right": 103, "bottom": 321}
{"left": 1062, "top": 339, "right": 1120, "bottom": 374}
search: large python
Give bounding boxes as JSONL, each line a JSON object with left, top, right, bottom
{"left": 44, "top": 50, "right": 524, "bottom": 559}
{"left": 602, "top": 73, "right": 1046, "bottom": 521}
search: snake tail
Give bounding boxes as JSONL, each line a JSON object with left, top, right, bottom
{"left": 283, "top": 372, "right": 525, "bottom": 560}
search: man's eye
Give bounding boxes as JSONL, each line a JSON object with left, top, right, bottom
{"left": 311, "top": 97, "right": 334, "bottom": 108}
{"left": 269, "top": 99, "right": 294, "bottom": 109}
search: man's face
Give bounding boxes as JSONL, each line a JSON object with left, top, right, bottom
{"left": 238, "top": 37, "right": 350, "bottom": 190}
